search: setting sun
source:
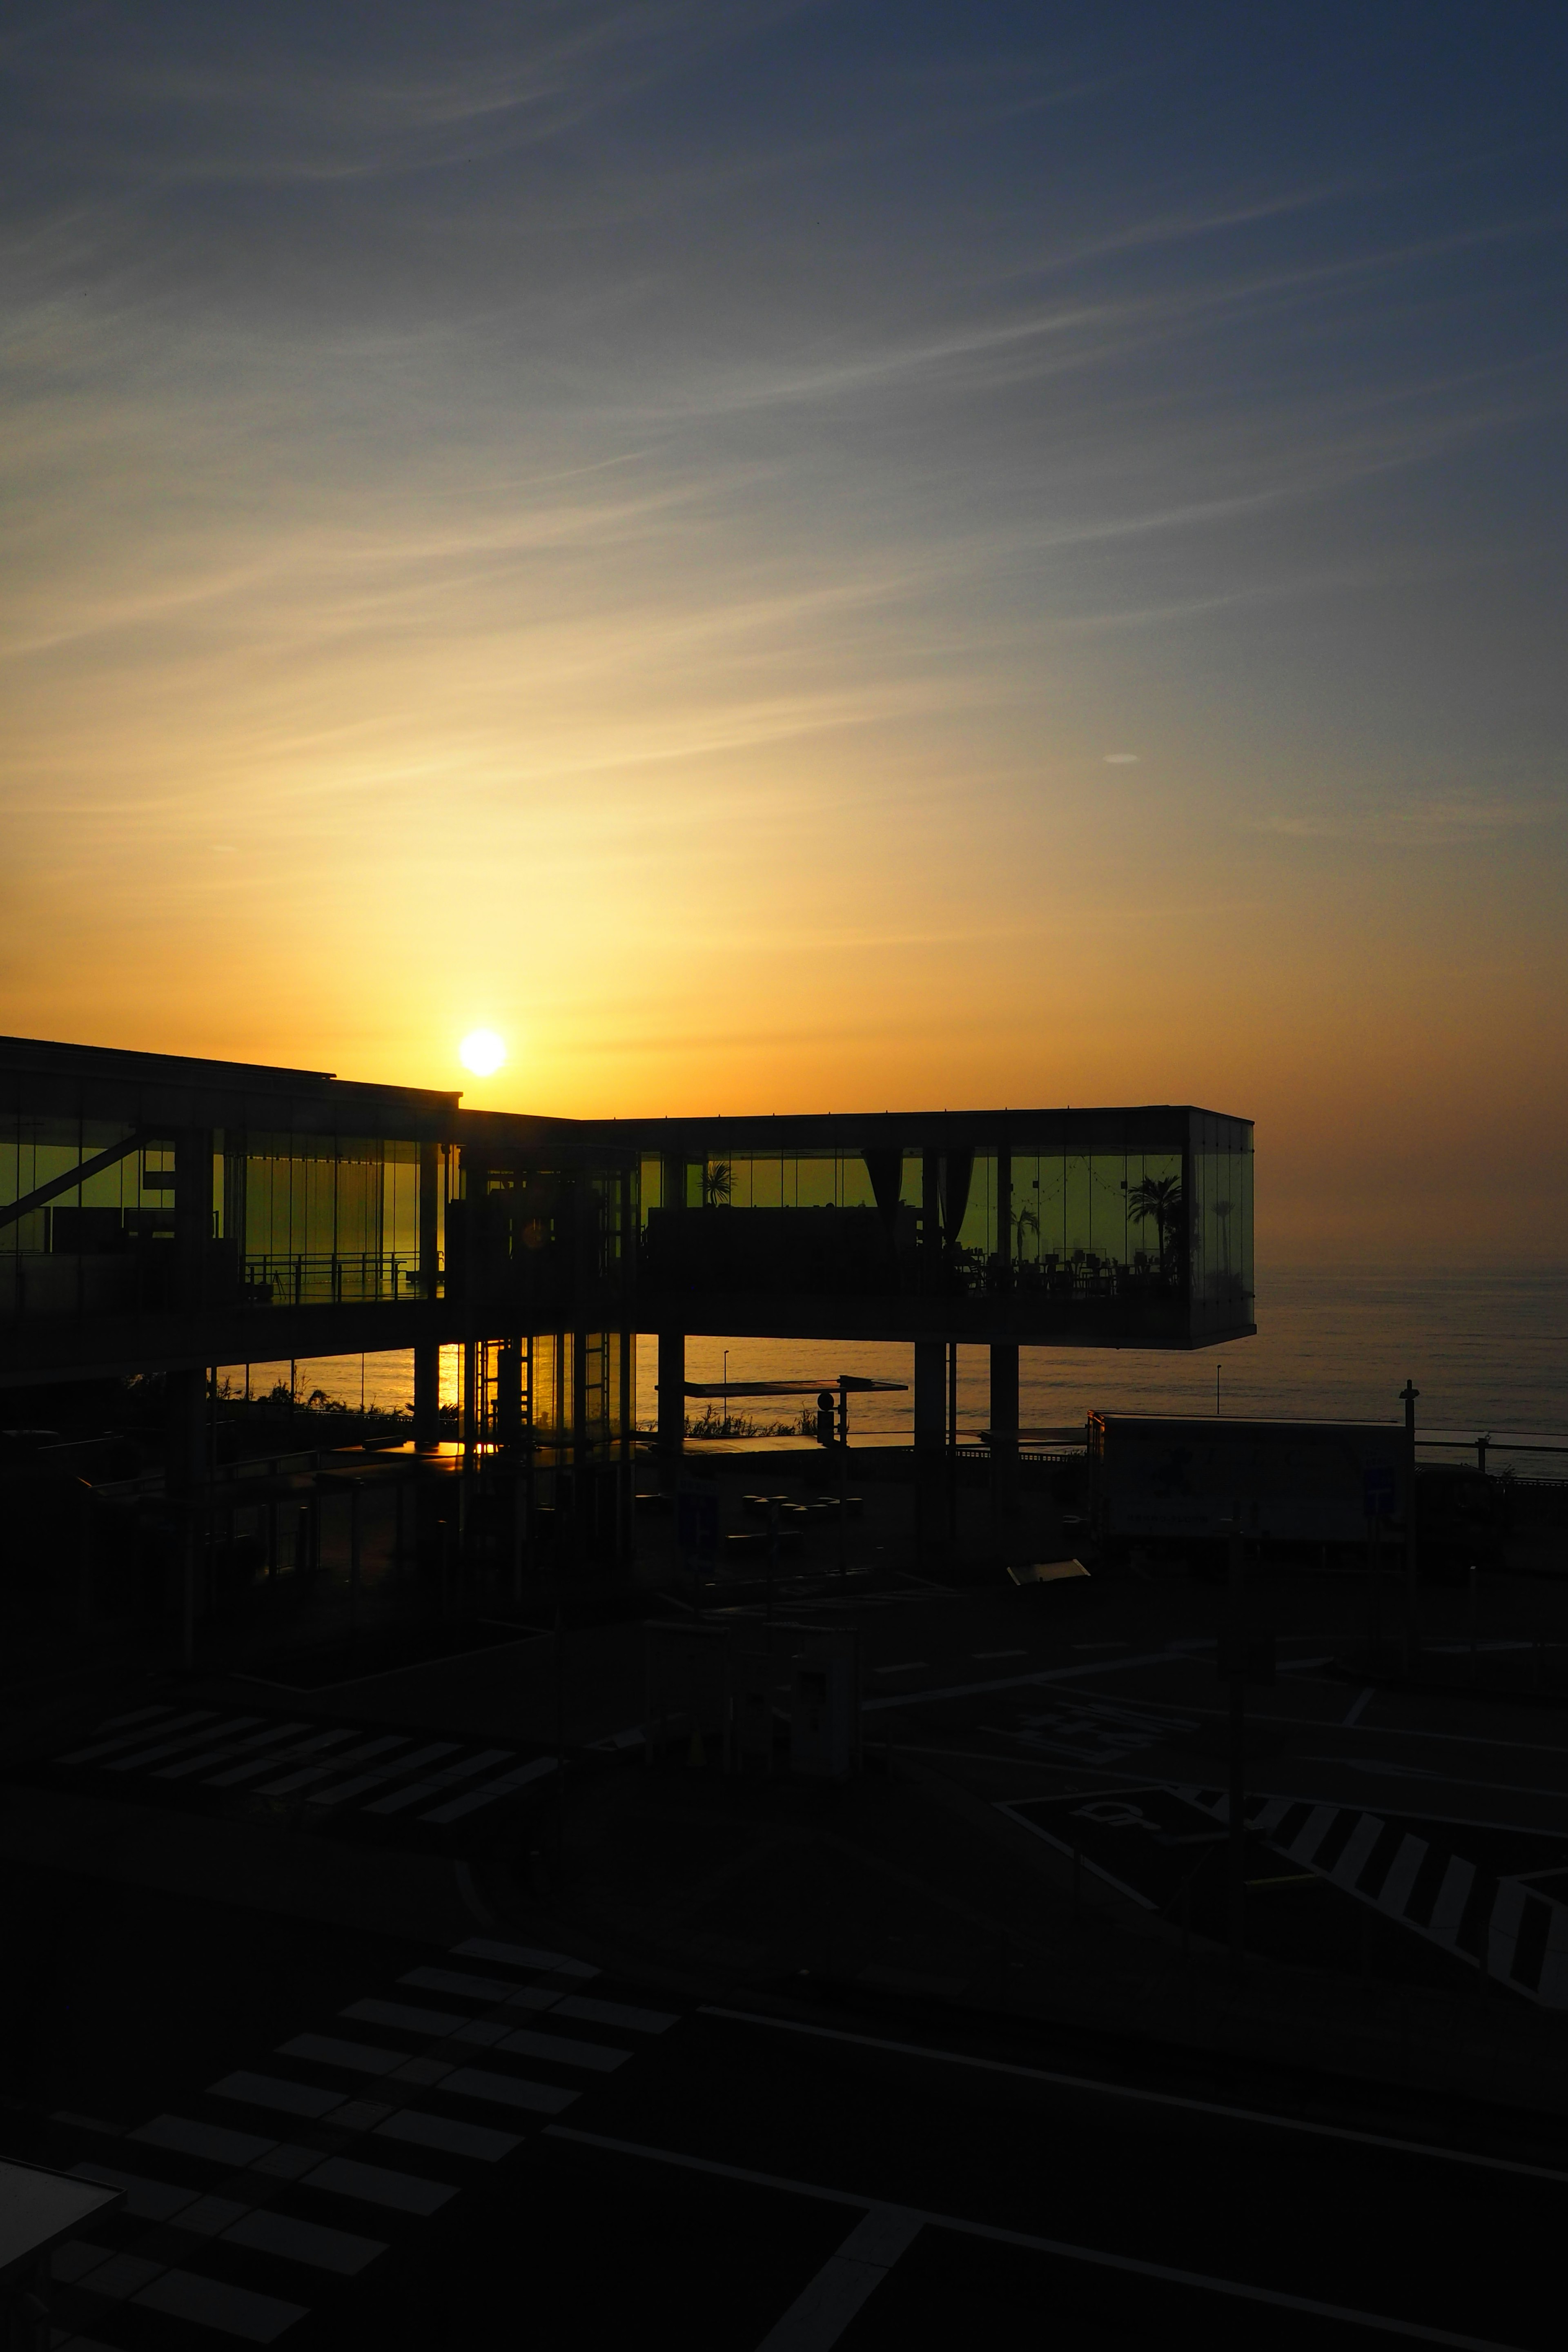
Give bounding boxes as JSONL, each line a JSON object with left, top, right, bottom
{"left": 459, "top": 1029, "right": 507, "bottom": 1078}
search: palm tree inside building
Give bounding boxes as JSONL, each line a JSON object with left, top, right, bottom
{"left": 1127, "top": 1173, "right": 1184, "bottom": 1280}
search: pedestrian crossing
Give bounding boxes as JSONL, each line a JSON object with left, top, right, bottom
{"left": 44, "top": 1702, "right": 558, "bottom": 1837}
{"left": 1178, "top": 1786, "right": 1568, "bottom": 2007}
{"left": 41, "top": 1935, "right": 681, "bottom": 2346}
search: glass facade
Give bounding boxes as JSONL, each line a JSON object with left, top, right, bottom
{"left": 0, "top": 1114, "right": 430, "bottom": 1319}
{"left": 236, "top": 1134, "right": 423, "bottom": 1307}
{"left": 633, "top": 1125, "right": 1252, "bottom": 1337}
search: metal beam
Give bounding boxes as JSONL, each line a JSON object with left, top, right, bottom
{"left": 0, "top": 1130, "right": 147, "bottom": 1232}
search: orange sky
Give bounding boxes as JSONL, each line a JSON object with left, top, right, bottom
{"left": 4, "top": 10, "right": 1566, "bottom": 1266}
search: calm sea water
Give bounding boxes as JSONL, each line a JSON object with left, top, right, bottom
{"left": 240, "top": 1265, "right": 1568, "bottom": 1472}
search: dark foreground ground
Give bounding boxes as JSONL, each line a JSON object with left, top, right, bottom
{"left": 4, "top": 1450, "right": 1567, "bottom": 2348}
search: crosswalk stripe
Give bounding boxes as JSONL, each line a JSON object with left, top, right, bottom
{"left": 1430, "top": 1856, "right": 1475, "bottom": 1942}
{"left": 209, "top": 1729, "right": 359, "bottom": 1787}
{"left": 1378, "top": 1835, "right": 1428, "bottom": 1917}
{"left": 365, "top": 1749, "right": 512, "bottom": 1814}
{"left": 399, "top": 1965, "right": 523, "bottom": 2003}
{"left": 309, "top": 1742, "right": 461, "bottom": 1805}
{"left": 258, "top": 1735, "right": 411, "bottom": 1796}
{"left": 421, "top": 1756, "right": 557, "bottom": 1824}
{"left": 223, "top": 2207, "right": 386, "bottom": 2276}
{"left": 438, "top": 2066, "right": 579, "bottom": 2115}
{"left": 304, "top": 2155, "right": 456, "bottom": 2214}
{"left": 1330, "top": 1815, "right": 1385, "bottom": 1889}
{"left": 131, "top": 2114, "right": 275, "bottom": 2167}
{"left": 341, "top": 1998, "right": 467, "bottom": 2037}
{"left": 374, "top": 2109, "right": 521, "bottom": 2162}
{"left": 454, "top": 1938, "right": 597, "bottom": 1977}
{"left": 278, "top": 2033, "right": 404, "bottom": 2077}
{"left": 499, "top": 2028, "right": 628, "bottom": 2074}
{"left": 133, "top": 2265, "right": 307, "bottom": 2342}
{"left": 210, "top": 2071, "right": 342, "bottom": 2120}
{"left": 556, "top": 1995, "right": 678, "bottom": 2036}
{"left": 1289, "top": 1805, "right": 1339, "bottom": 1864}
{"left": 108, "top": 1717, "right": 263, "bottom": 1772}
{"left": 57, "top": 1711, "right": 216, "bottom": 1766}
{"left": 68, "top": 2163, "right": 197, "bottom": 2223}
{"left": 156, "top": 1723, "right": 308, "bottom": 1779}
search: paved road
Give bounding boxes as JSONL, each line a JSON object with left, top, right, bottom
{"left": 4, "top": 1858, "right": 1562, "bottom": 2350}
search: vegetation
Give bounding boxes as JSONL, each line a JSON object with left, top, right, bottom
{"left": 1126, "top": 1173, "right": 1183, "bottom": 1277}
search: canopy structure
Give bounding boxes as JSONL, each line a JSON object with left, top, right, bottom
{"left": 682, "top": 1378, "right": 908, "bottom": 1398}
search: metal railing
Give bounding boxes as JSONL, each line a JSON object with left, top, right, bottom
{"left": 239, "top": 1252, "right": 430, "bottom": 1307}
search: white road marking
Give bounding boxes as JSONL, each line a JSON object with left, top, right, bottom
{"left": 439, "top": 2067, "right": 578, "bottom": 2114}
{"left": 223, "top": 2207, "right": 385, "bottom": 2276}
{"left": 341, "top": 1998, "right": 468, "bottom": 2038}
{"left": 455, "top": 1938, "right": 597, "bottom": 1977}
{"left": 134, "top": 2265, "right": 307, "bottom": 2341}
{"left": 755, "top": 2206, "right": 923, "bottom": 2350}
{"left": 862, "top": 1649, "right": 1185, "bottom": 1713}
{"left": 1289, "top": 1804, "right": 1340, "bottom": 1864}
{"left": 131, "top": 2115, "right": 274, "bottom": 2167}
{"left": 75, "top": 2249, "right": 164, "bottom": 2298}
{"left": 68, "top": 2164, "right": 197, "bottom": 2223}
{"left": 555, "top": 1996, "right": 677, "bottom": 2035}
{"left": 209, "top": 2071, "right": 341, "bottom": 2120}
{"left": 1344, "top": 1686, "right": 1376, "bottom": 1727}
{"left": 57, "top": 1711, "right": 216, "bottom": 1766}
{"left": 1379, "top": 1835, "right": 1429, "bottom": 1917}
{"left": 93, "top": 1704, "right": 175, "bottom": 1735}
{"left": 1331, "top": 1814, "right": 1386, "bottom": 1889}
{"left": 309, "top": 1743, "right": 459, "bottom": 1804}
{"left": 696, "top": 2009, "right": 1568, "bottom": 2183}
{"left": 375, "top": 2110, "right": 521, "bottom": 2163}
{"left": 277, "top": 2034, "right": 403, "bottom": 2077}
{"left": 258, "top": 1735, "right": 410, "bottom": 1795}
{"left": 108, "top": 1717, "right": 263, "bottom": 1771}
{"left": 400, "top": 1966, "right": 522, "bottom": 2003}
{"left": 422, "top": 1756, "right": 557, "bottom": 1823}
{"left": 304, "top": 2156, "right": 456, "bottom": 2214}
{"left": 1430, "top": 1857, "right": 1477, "bottom": 1942}
{"left": 499, "top": 2028, "right": 628, "bottom": 2073}
{"left": 156, "top": 1723, "right": 308, "bottom": 1779}
{"left": 365, "top": 1750, "right": 511, "bottom": 1814}
{"left": 174, "top": 2193, "right": 249, "bottom": 2237}
{"left": 546, "top": 2127, "right": 1530, "bottom": 2351}
{"left": 209, "top": 1729, "right": 358, "bottom": 1786}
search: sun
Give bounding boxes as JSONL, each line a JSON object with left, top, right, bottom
{"left": 459, "top": 1029, "right": 507, "bottom": 1078}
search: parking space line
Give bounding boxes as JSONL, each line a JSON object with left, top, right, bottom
{"left": 544, "top": 2127, "right": 1528, "bottom": 2350}
{"left": 755, "top": 2206, "right": 922, "bottom": 2350}
{"left": 694, "top": 2009, "right": 1568, "bottom": 2183}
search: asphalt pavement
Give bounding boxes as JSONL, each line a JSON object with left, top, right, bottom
{"left": 4, "top": 1860, "right": 1563, "bottom": 2350}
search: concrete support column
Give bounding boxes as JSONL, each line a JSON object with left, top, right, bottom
{"left": 989, "top": 1341, "right": 1020, "bottom": 1558}
{"left": 913, "top": 1338, "right": 946, "bottom": 1567}
{"left": 657, "top": 1329, "right": 685, "bottom": 1491}
{"left": 165, "top": 1364, "right": 205, "bottom": 1664}
{"left": 996, "top": 1149, "right": 1012, "bottom": 1292}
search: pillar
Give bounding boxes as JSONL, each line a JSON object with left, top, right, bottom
{"left": 166, "top": 1365, "right": 205, "bottom": 1663}
{"left": 914, "top": 1338, "right": 946, "bottom": 1566}
{"left": 989, "top": 1341, "right": 1020, "bottom": 1557}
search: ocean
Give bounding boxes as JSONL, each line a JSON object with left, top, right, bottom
{"left": 234, "top": 1265, "right": 1568, "bottom": 1475}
